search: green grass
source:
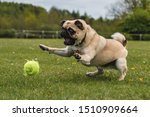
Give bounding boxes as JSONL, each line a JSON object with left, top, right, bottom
{"left": 0, "top": 39, "right": 150, "bottom": 100}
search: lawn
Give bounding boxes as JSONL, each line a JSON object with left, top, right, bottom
{"left": 0, "top": 39, "right": 150, "bottom": 100}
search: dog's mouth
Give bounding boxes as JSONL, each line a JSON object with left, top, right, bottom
{"left": 63, "top": 38, "right": 75, "bottom": 45}
{"left": 60, "top": 28, "right": 76, "bottom": 45}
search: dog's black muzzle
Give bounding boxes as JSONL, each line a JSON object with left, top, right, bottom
{"left": 60, "top": 28, "right": 75, "bottom": 46}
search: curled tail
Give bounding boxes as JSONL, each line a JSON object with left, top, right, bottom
{"left": 111, "top": 32, "right": 127, "bottom": 46}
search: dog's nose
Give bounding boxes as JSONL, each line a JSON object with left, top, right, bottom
{"left": 60, "top": 29, "right": 67, "bottom": 38}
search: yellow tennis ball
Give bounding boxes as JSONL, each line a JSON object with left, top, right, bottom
{"left": 23, "top": 60, "right": 40, "bottom": 76}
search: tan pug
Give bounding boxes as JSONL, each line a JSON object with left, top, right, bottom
{"left": 39, "top": 19, "right": 128, "bottom": 81}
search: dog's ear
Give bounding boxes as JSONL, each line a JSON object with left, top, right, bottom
{"left": 74, "top": 20, "right": 84, "bottom": 30}
{"left": 60, "top": 20, "right": 66, "bottom": 27}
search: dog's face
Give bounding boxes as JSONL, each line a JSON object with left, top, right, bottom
{"left": 60, "top": 19, "right": 87, "bottom": 46}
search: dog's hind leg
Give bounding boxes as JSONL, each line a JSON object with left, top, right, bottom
{"left": 86, "top": 67, "right": 104, "bottom": 77}
{"left": 116, "top": 58, "right": 127, "bottom": 81}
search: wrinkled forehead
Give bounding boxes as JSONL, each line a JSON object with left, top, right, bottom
{"left": 63, "top": 20, "right": 76, "bottom": 29}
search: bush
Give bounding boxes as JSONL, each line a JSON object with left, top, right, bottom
{"left": 122, "top": 9, "right": 150, "bottom": 34}
{"left": 125, "top": 34, "right": 150, "bottom": 41}
{"left": 123, "top": 33, "right": 133, "bottom": 40}
{"left": 0, "top": 29, "right": 16, "bottom": 38}
{"left": 141, "top": 34, "right": 150, "bottom": 41}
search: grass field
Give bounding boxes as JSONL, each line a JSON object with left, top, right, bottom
{"left": 0, "top": 39, "right": 150, "bottom": 100}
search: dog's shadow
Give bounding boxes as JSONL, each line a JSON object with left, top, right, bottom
{"left": 60, "top": 73, "right": 115, "bottom": 84}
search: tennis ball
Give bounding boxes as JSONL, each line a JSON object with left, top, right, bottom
{"left": 23, "top": 60, "right": 40, "bottom": 76}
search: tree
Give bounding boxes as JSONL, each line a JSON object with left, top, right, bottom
{"left": 140, "top": 0, "right": 150, "bottom": 9}
{"left": 109, "top": 0, "right": 150, "bottom": 19}
{"left": 0, "top": 1, "right": 121, "bottom": 35}
{"left": 122, "top": 8, "right": 150, "bottom": 34}
{"left": 72, "top": 10, "right": 80, "bottom": 18}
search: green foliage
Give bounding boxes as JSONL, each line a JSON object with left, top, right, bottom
{"left": 0, "top": 2, "right": 118, "bottom": 35}
{"left": 0, "top": 29, "right": 16, "bottom": 37}
{"left": 0, "top": 39, "right": 150, "bottom": 99}
{"left": 120, "top": 0, "right": 150, "bottom": 38}
{"left": 1, "top": 1, "right": 150, "bottom": 39}
{"left": 0, "top": 2, "right": 49, "bottom": 30}
{"left": 122, "top": 8, "right": 150, "bottom": 34}
{"left": 108, "top": 0, "right": 150, "bottom": 40}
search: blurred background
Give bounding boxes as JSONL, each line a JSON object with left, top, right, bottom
{"left": 0, "top": 0, "right": 150, "bottom": 40}
{"left": 0, "top": 0, "right": 150, "bottom": 100}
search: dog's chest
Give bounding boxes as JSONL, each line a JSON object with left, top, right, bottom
{"left": 71, "top": 46, "right": 84, "bottom": 54}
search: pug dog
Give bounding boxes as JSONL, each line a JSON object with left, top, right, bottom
{"left": 39, "top": 19, "right": 128, "bottom": 81}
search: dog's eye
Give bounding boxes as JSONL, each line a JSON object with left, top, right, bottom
{"left": 67, "top": 28, "right": 75, "bottom": 35}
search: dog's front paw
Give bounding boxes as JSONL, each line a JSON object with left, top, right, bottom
{"left": 74, "top": 53, "right": 81, "bottom": 60}
{"left": 39, "top": 44, "right": 48, "bottom": 51}
{"left": 39, "top": 44, "right": 54, "bottom": 54}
